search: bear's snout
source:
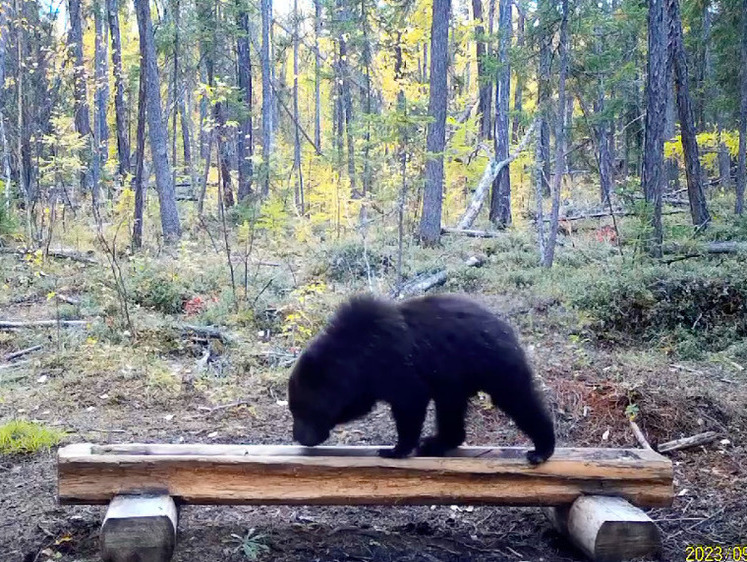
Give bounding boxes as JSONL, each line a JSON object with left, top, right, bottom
{"left": 293, "top": 421, "right": 329, "bottom": 447}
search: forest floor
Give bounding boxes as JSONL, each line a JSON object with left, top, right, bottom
{"left": 1, "top": 223, "right": 746, "bottom": 562}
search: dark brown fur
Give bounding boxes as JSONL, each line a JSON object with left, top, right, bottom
{"left": 288, "top": 294, "right": 555, "bottom": 463}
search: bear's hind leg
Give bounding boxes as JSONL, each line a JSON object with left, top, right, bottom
{"left": 489, "top": 385, "right": 555, "bottom": 465}
{"left": 416, "top": 397, "right": 468, "bottom": 457}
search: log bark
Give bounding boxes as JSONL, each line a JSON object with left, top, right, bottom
{"left": 57, "top": 444, "right": 673, "bottom": 508}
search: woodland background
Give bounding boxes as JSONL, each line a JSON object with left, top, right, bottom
{"left": 1, "top": 0, "right": 746, "bottom": 560}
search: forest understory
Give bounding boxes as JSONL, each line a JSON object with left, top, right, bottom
{"left": 1, "top": 205, "right": 746, "bottom": 562}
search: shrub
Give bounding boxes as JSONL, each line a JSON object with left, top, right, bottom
{"left": 129, "top": 260, "right": 189, "bottom": 314}
{"left": 567, "top": 264, "right": 747, "bottom": 355}
{"left": 326, "top": 241, "right": 392, "bottom": 282}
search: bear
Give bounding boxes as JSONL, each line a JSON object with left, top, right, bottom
{"left": 287, "top": 293, "right": 555, "bottom": 464}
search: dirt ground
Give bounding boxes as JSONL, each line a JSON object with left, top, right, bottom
{"left": 1, "top": 270, "right": 746, "bottom": 562}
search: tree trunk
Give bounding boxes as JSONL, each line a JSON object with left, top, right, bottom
{"left": 0, "top": 0, "right": 10, "bottom": 211}
{"left": 541, "top": 0, "right": 568, "bottom": 268}
{"left": 336, "top": 2, "right": 357, "bottom": 197}
{"left": 170, "top": 0, "right": 180, "bottom": 184}
{"left": 237, "top": 8, "right": 253, "bottom": 201}
{"left": 132, "top": 52, "right": 147, "bottom": 249}
{"left": 642, "top": 0, "right": 667, "bottom": 257}
{"left": 664, "top": 84, "right": 680, "bottom": 192}
{"left": 292, "top": 0, "right": 303, "bottom": 211}
{"left": 260, "top": 0, "right": 272, "bottom": 196}
{"left": 361, "top": 0, "right": 373, "bottom": 198}
{"left": 314, "top": 0, "right": 322, "bottom": 152}
{"left": 717, "top": 118, "right": 731, "bottom": 190}
{"left": 593, "top": 91, "right": 613, "bottom": 205}
{"left": 512, "top": 10, "right": 525, "bottom": 144}
{"left": 418, "top": 0, "right": 451, "bottom": 246}
{"left": 472, "top": 0, "right": 491, "bottom": 140}
{"left": 134, "top": 0, "right": 181, "bottom": 241}
{"left": 737, "top": 0, "right": 747, "bottom": 215}
{"left": 489, "top": 0, "right": 511, "bottom": 227}
{"left": 68, "top": 0, "right": 99, "bottom": 205}
{"left": 179, "top": 98, "right": 193, "bottom": 180}
{"left": 94, "top": 0, "right": 110, "bottom": 171}
{"left": 537, "top": 0, "right": 551, "bottom": 197}
{"left": 667, "top": 0, "right": 710, "bottom": 227}
{"left": 106, "top": 0, "right": 131, "bottom": 178}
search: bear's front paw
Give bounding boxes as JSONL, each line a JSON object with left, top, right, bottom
{"left": 416, "top": 437, "right": 452, "bottom": 457}
{"left": 526, "top": 449, "right": 551, "bottom": 465}
{"left": 378, "top": 447, "right": 409, "bottom": 459}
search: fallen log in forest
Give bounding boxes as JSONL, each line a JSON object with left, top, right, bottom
{"left": 441, "top": 227, "right": 502, "bottom": 238}
{"left": 0, "top": 319, "right": 91, "bottom": 330}
{"left": 662, "top": 241, "right": 747, "bottom": 258}
{"left": 540, "top": 209, "right": 687, "bottom": 222}
{"left": 455, "top": 119, "right": 538, "bottom": 230}
{"left": 393, "top": 255, "right": 485, "bottom": 298}
{"left": 657, "top": 431, "right": 721, "bottom": 454}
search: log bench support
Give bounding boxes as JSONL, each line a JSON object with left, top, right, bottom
{"left": 100, "top": 495, "right": 177, "bottom": 562}
{"left": 545, "top": 496, "right": 661, "bottom": 562}
{"left": 58, "top": 444, "right": 673, "bottom": 562}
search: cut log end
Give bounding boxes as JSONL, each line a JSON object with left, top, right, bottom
{"left": 545, "top": 496, "right": 661, "bottom": 562}
{"left": 100, "top": 495, "right": 177, "bottom": 562}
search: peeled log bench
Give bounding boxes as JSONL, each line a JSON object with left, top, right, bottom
{"left": 57, "top": 444, "right": 674, "bottom": 562}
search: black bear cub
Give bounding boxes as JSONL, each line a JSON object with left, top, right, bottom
{"left": 288, "top": 293, "right": 555, "bottom": 464}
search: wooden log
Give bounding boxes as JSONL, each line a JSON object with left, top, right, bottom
{"left": 100, "top": 494, "right": 177, "bottom": 562}
{"left": 545, "top": 495, "right": 661, "bottom": 562}
{"left": 395, "top": 270, "right": 448, "bottom": 298}
{"left": 657, "top": 431, "right": 720, "bottom": 453}
{"left": 441, "top": 227, "right": 502, "bottom": 238}
{"left": 3, "top": 344, "right": 43, "bottom": 361}
{"left": 58, "top": 444, "right": 673, "bottom": 508}
{"left": 663, "top": 241, "right": 747, "bottom": 255}
{"left": 0, "top": 319, "right": 90, "bottom": 329}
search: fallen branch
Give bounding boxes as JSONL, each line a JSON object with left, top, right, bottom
{"left": 395, "top": 270, "right": 448, "bottom": 298}
{"left": 0, "top": 319, "right": 90, "bottom": 330}
{"left": 3, "top": 345, "right": 43, "bottom": 361}
{"left": 0, "top": 247, "right": 97, "bottom": 265}
{"left": 541, "top": 209, "right": 687, "bottom": 222}
{"left": 663, "top": 241, "right": 747, "bottom": 257}
{"left": 180, "top": 324, "right": 234, "bottom": 343}
{"left": 56, "top": 294, "right": 81, "bottom": 306}
{"left": 657, "top": 431, "right": 720, "bottom": 454}
{"left": 392, "top": 256, "right": 485, "bottom": 299}
{"left": 441, "top": 227, "right": 502, "bottom": 238}
{"left": 455, "top": 119, "right": 538, "bottom": 230}
{"left": 197, "top": 400, "right": 251, "bottom": 414}
{"left": 629, "top": 420, "right": 653, "bottom": 451}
